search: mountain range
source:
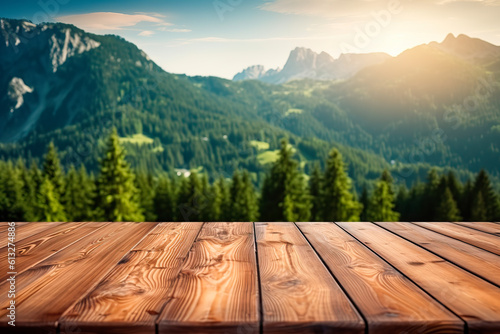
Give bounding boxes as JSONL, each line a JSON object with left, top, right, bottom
{"left": 233, "top": 47, "right": 391, "bottom": 83}
{"left": 1, "top": 17, "right": 499, "bottom": 189}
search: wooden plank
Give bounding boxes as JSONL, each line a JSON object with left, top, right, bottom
{"left": 256, "top": 222, "right": 364, "bottom": 334}
{"left": 157, "top": 222, "right": 259, "bottom": 334}
{"left": 0, "top": 222, "right": 156, "bottom": 333}
{"left": 0, "top": 222, "right": 107, "bottom": 282}
{"left": 414, "top": 222, "right": 500, "bottom": 256}
{"left": 338, "top": 222, "right": 500, "bottom": 333}
{"left": 378, "top": 222, "right": 500, "bottom": 287}
{"left": 0, "top": 222, "right": 62, "bottom": 247}
{"left": 298, "top": 222, "right": 463, "bottom": 334}
{"left": 0, "top": 222, "right": 28, "bottom": 247}
{"left": 452, "top": 222, "right": 500, "bottom": 236}
{"left": 60, "top": 223, "right": 203, "bottom": 334}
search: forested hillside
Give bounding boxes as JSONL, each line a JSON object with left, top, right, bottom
{"left": 1, "top": 134, "right": 498, "bottom": 222}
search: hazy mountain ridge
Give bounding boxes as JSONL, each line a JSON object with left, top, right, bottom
{"left": 429, "top": 33, "right": 500, "bottom": 63}
{"left": 233, "top": 47, "right": 391, "bottom": 83}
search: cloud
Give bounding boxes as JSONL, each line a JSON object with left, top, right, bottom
{"left": 158, "top": 27, "right": 192, "bottom": 33}
{"left": 438, "top": 0, "right": 500, "bottom": 4}
{"left": 260, "top": 0, "right": 500, "bottom": 18}
{"left": 56, "top": 12, "right": 169, "bottom": 31}
{"left": 138, "top": 30, "right": 155, "bottom": 36}
{"left": 259, "top": 0, "right": 387, "bottom": 17}
{"left": 169, "top": 35, "right": 335, "bottom": 46}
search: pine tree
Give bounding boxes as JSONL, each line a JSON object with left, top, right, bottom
{"left": 471, "top": 192, "right": 488, "bottom": 221}
{"left": 366, "top": 170, "right": 400, "bottom": 222}
{"left": 460, "top": 179, "right": 474, "bottom": 221}
{"left": 435, "top": 187, "right": 462, "bottom": 222}
{"left": 17, "top": 161, "right": 38, "bottom": 221}
{"left": 260, "top": 139, "right": 311, "bottom": 222}
{"left": 423, "top": 169, "right": 440, "bottom": 220}
{"left": 394, "top": 185, "right": 409, "bottom": 221}
{"left": 37, "top": 177, "right": 67, "bottom": 222}
{"left": 42, "top": 142, "right": 64, "bottom": 197}
{"left": 433, "top": 176, "right": 462, "bottom": 222}
{"left": 216, "top": 176, "right": 231, "bottom": 221}
{"left": 230, "top": 170, "right": 258, "bottom": 221}
{"left": 207, "top": 179, "right": 222, "bottom": 222}
{"left": 446, "top": 171, "right": 462, "bottom": 205}
{"left": 177, "top": 172, "right": 204, "bottom": 222}
{"left": 309, "top": 164, "right": 323, "bottom": 221}
{"left": 0, "top": 162, "right": 26, "bottom": 221}
{"left": 63, "top": 165, "right": 95, "bottom": 221}
{"left": 359, "top": 187, "right": 370, "bottom": 221}
{"left": 154, "top": 176, "right": 176, "bottom": 222}
{"left": 472, "top": 170, "right": 500, "bottom": 221}
{"left": 95, "top": 128, "right": 144, "bottom": 222}
{"left": 135, "top": 173, "right": 156, "bottom": 222}
{"left": 321, "top": 149, "right": 361, "bottom": 222}
{"left": 27, "top": 162, "right": 44, "bottom": 221}
{"left": 199, "top": 173, "right": 220, "bottom": 221}
{"left": 405, "top": 182, "right": 426, "bottom": 221}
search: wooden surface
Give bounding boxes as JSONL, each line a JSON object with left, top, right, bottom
{"left": 0, "top": 222, "right": 499, "bottom": 334}
{"left": 158, "top": 222, "right": 259, "bottom": 334}
{"left": 256, "top": 222, "right": 363, "bottom": 334}
{"left": 452, "top": 222, "right": 500, "bottom": 235}
{"left": 0, "top": 222, "right": 106, "bottom": 282}
{"left": 414, "top": 222, "right": 500, "bottom": 256}
{"left": 376, "top": 222, "right": 500, "bottom": 286}
{"left": 62, "top": 223, "right": 203, "bottom": 334}
{"left": 298, "top": 222, "right": 462, "bottom": 334}
{"left": 339, "top": 222, "right": 500, "bottom": 333}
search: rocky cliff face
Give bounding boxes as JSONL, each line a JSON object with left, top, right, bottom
{"left": 0, "top": 18, "right": 103, "bottom": 141}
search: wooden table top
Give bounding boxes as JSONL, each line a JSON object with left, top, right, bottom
{"left": 1, "top": 222, "right": 499, "bottom": 334}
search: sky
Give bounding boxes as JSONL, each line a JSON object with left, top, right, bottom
{"left": 2, "top": 0, "right": 500, "bottom": 78}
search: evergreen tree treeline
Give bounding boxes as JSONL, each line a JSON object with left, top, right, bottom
{"left": 1, "top": 132, "right": 499, "bottom": 222}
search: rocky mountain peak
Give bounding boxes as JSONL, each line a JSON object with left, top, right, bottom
{"left": 1, "top": 18, "right": 101, "bottom": 73}
{"left": 233, "top": 47, "right": 390, "bottom": 84}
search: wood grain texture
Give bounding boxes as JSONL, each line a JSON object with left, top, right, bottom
{"left": 339, "top": 222, "right": 500, "bottom": 333}
{"left": 0, "top": 222, "right": 106, "bottom": 282}
{"left": 0, "top": 222, "right": 28, "bottom": 247}
{"left": 297, "top": 222, "right": 463, "bottom": 334}
{"left": 0, "top": 222, "right": 156, "bottom": 334}
{"left": 60, "top": 223, "right": 203, "bottom": 334}
{"left": 414, "top": 222, "right": 500, "bottom": 256}
{"left": 378, "top": 222, "right": 500, "bottom": 287}
{"left": 452, "top": 222, "right": 500, "bottom": 236}
{"left": 256, "top": 222, "right": 364, "bottom": 334}
{"left": 0, "top": 222, "right": 62, "bottom": 248}
{"left": 157, "top": 222, "right": 259, "bottom": 334}
{"left": 2, "top": 222, "right": 500, "bottom": 333}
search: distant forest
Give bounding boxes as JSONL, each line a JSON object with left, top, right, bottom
{"left": 1, "top": 129, "right": 499, "bottom": 222}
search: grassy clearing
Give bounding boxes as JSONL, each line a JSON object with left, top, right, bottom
{"left": 250, "top": 140, "right": 270, "bottom": 150}
{"left": 119, "top": 134, "right": 154, "bottom": 145}
{"left": 258, "top": 150, "right": 280, "bottom": 165}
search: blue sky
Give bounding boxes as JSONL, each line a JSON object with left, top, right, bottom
{"left": 2, "top": 0, "right": 500, "bottom": 78}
